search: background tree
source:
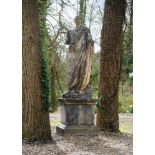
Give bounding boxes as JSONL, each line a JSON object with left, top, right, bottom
{"left": 121, "top": 0, "right": 133, "bottom": 90}
{"left": 119, "top": 0, "right": 133, "bottom": 113}
{"left": 79, "top": 0, "right": 87, "bottom": 24}
{"left": 47, "top": 34, "right": 60, "bottom": 112}
{"left": 46, "top": 0, "right": 68, "bottom": 112}
{"left": 22, "top": 0, "right": 52, "bottom": 141}
{"left": 96, "top": 0, "right": 126, "bottom": 132}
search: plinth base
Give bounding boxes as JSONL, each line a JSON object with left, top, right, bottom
{"left": 56, "top": 98, "right": 99, "bottom": 135}
{"left": 56, "top": 124, "right": 99, "bottom": 135}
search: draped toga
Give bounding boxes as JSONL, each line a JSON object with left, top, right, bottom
{"left": 65, "top": 26, "right": 94, "bottom": 92}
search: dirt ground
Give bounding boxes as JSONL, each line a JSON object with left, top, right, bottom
{"left": 22, "top": 112, "right": 133, "bottom": 155}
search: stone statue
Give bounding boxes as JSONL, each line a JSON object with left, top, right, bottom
{"left": 62, "top": 16, "right": 94, "bottom": 99}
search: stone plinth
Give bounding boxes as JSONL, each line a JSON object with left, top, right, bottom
{"left": 56, "top": 98, "right": 99, "bottom": 135}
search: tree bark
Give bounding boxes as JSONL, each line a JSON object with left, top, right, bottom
{"left": 79, "top": 0, "right": 87, "bottom": 24}
{"left": 50, "top": 66, "right": 58, "bottom": 113}
{"left": 96, "top": 0, "right": 126, "bottom": 132}
{"left": 22, "top": 0, "right": 52, "bottom": 141}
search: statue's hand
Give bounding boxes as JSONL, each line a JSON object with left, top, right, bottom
{"left": 87, "top": 42, "right": 92, "bottom": 48}
{"left": 69, "top": 45, "right": 75, "bottom": 52}
{"left": 88, "top": 39, "right": 94, "bottom": 46}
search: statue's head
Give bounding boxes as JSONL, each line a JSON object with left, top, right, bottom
{"left": 74, "top": 16, "right": 82, "bottom": 26}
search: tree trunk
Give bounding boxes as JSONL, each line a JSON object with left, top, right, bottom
{"left": 79, "top": 0, "right": 87, "bottom": 24}
{"left": 50, "top": 66, "right": 58, "bottom": 113}
{"left": 96, "top": 0, "right": 126, "bottom": 132}
{"left": 22, "top": 0, "right": 52, "bottom": 141}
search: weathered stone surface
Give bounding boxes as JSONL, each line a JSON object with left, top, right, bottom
{"left": 56, "top": 124, "right": 99, "bottom": 135}
{"left": 62, "top": 87, "right": 92, "bottom": 99}
{"left": 59, "top": 98, "right": 97, "bottom": 105}
{"left": 63, "top": 104, "right": 94, "bottom": 126}
{"left": 56, "top": 98, "right": 99, "bottom": 135}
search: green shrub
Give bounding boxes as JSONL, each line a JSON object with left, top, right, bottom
{"left": 119, "top": 95, "right": 133, "bottom": 113}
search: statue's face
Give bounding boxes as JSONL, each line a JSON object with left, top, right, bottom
{"left": 74, "top": 18, "right": 82, "bottom": 26}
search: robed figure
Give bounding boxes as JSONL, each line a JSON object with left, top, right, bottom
{"left": 63, "top": 16, "right": 94, "bottom": 99}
